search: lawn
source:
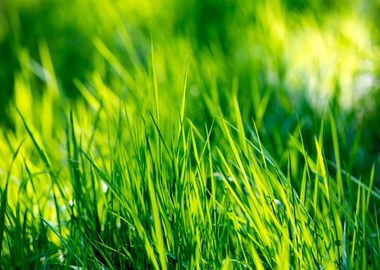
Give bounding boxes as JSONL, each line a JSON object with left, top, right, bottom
{"left": 0, "top": 0, "right": 379, "bottom": 269}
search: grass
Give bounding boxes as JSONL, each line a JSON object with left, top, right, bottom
{"left": 1, "top": 0, "right": 380, "bottom": 269}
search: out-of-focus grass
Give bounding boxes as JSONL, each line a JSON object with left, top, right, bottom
{"left": 0, "top": 0, "right": 379, "bottom": 268}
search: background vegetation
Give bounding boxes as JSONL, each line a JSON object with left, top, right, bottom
{"left": 0, "top": 0, "right": 379, "bottom": 268}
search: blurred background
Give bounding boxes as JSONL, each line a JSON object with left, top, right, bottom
{"left": 0, "top": 0, "right": 379, "bottom": 181}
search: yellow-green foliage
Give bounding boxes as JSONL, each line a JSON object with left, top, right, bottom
{"left": 0, "top": 0, "right": 379, "bottom": 269}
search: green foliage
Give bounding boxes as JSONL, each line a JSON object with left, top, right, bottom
{"left": 0, "top": 0, "right": 379, "bottom": 269}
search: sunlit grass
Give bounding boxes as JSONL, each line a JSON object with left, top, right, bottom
{"left": 0, "top": 0, "right": 379, "bottom": 269}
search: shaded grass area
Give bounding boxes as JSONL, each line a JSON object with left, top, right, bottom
{"left": 0, "top": 0, "right": 380, "bottom": 268}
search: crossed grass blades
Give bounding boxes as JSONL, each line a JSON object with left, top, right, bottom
{"left": 0, "top": 50, "right": 379, "bottom": 268}
{"left": 0, "top": 1, "right": 380, "bottom": 267}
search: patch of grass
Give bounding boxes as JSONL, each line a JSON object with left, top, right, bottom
{"left": 0, "top": 0, "right": 380, "bottom": 269}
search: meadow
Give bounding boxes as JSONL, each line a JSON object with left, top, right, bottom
{"left": 0, "top": 0, "right": 379, "bottom": 269}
